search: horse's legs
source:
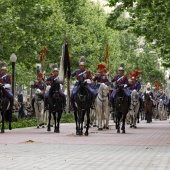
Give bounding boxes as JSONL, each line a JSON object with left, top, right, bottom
{"left": 98, "top": 109, "right": 103, "bottom": 130}
{"left": 53, "top": 112, "right": 57, "bottom": 132}
{"left": 85, "top": 110, "right": 90, "bottom": 136}
{"left": 74, "top": 107, "right": 79, "bottom": 135}
{"left": 121, "top": 113, "right": 126, "bottom": 133}
{"left": 134, "top": 113, "right": 137, "bottom": 128}
{"left": 137, "top": 111, "right": 140, "bottom": 123}
{"left": 80, "top": 110, "right": 84, "bottom": 135}
{"left": 104, "top": 106, "right": 109, "bottom": 129}
{"left": 8, "top": 109, "right": 12, "bottom": 130}
{"left": 130, "top": 115, "right": 133, "bottom": 128}
{"left": 47, "top": 110, "right": 51, "bottom": 131}
{"left": 116, "top": 112, "right": 120, "bottom": 133}
{"left": 56, "top": 111, "right": 62, "bottom": 133}
{"left": 1, "top": 112, "right": 5, "bottom": 133}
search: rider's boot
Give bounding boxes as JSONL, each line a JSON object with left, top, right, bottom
{"left": 9, "top": 97, "right": 14, "bottom": 110}
{"left": 110, "top": 99, "right": 115, "bottom": 112}
{"left": 128, "top": 96, "right": 131, "bottom": 110}
{"left": 91, "top": 95, "right": 95, "bottom": 109}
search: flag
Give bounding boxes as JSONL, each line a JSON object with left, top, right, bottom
{"left": 64, "top": 43, "right": 71, "bottom": 80}
{"left": 59, "top": 43, "right": 71, "bottom": 82}
{"left": 104, "top": 44, "right": 108, "bottom": 64}
{"left": 40, "top": 45, "right": 47, "bottom": 62}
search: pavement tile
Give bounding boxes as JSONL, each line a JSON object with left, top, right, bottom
{"left": 0, "top": 119, "right": 170, "bottom": 170}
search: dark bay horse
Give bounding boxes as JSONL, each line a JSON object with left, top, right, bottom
{"left": 74, "top": 79, "right": 91, "bottom": 136}
{"left": 47, "top": 81, "right": 64, "bottom": 133}
{"left": 143, "top": 93, "right": 152, "bottom": 123}
{"left": 0, "top": 85, "right": 12, "bottom": 133}
{"left": 113, "top": 84, "right": 128, "bottom": 133}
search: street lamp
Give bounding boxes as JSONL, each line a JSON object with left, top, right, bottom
{"left": 10, "top": 53, "right": 17, "bottom": 95}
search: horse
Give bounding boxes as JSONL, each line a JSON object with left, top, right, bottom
{"left": 113, "top": 84, "right": 129, "bottom": 133}
{"left": 0, "top": 85, "right": 12, "bottom": 133}
{"left": 74, "top": 79, "right": 92, "bottom": 136}
{"left": 96, "top": 83, "right": 109, "bottom": 130}
{"left": 129, "top": 90, "right": 140, "bottom": 128}
{"left": 143, "top": 93, "right": 153, "bottom": 123}
{"left": 34, "top": 89, "right": 45, "bottom": 128}
{"left": 158, "top": 99, "right": 166, "bottom": 120}
{"left": 47, "top": 81, "right": 64, "bottom": 133}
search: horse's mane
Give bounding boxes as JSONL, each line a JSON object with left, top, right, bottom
{"left": 131, "top": 90, "right": 138, "bottom": 99}
{"left": 49, "top": 81, "right": 60, "bottom": 97}
{"left": 144, "top": 93, "right": 151, "bottom": 101}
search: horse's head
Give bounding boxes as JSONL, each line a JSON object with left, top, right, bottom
{"left": 0, "top": 84, "right": 5, "bottom": 98}
{"left": 131, "top": 89, "right": 139, "bottom": 105}
{"left": 159, "top": 99, "right": 164, "bottom": 107}
{"left": 78, "top": 78, "right": 87, "bottom": 92}
{"left": 50, "top": 81, "right": 61, "bottom": 99}
{"left": 98, "top": 83, "right": 109, "bottom": 97}
{"left": 144, "top": 93, "right": 151, "bottom": 101}
{"left": 117, "top": 84, "right": 125, "bottom": 92}
{"left": 131, "top": 90, "right": 138, "bottom": 100}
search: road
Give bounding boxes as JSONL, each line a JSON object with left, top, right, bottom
{"left": 0, "top": 119, "right": 170, "bottom": 170}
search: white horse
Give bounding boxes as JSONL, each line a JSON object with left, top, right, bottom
{"left": 34, "top": 89, "right": 45, "bottom": 128}
{"left": 158, "top": 99, "right": 166, "bottom": 120}
{"left": 96, "top": 83, "right": 109, "bottom": 130}
{"left": 129, "top": 90, "right": 140, "bottom": 128}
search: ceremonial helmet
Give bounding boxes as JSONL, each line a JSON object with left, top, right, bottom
{"left": 38, "top": 72, "right": 43, "bottom": 79}
{"left": 1, "top": 66, "right": 7, "bottom": 71}
{"left": 97, "top": 63, "right": 106, "bottom": 72}
{"left": 118, "top": 67, "right": 124, "bottom": 71}
{"left": 0, "top": 61, "right": 7, "bottom": 71}
{"left": 146, "top": 82, "right": 151, "bottom": 89}
{"left": 79, "top": 56, "right": 86, "bottom": 66}
{"left": 50, "top": 63, "right": 58, "bottom": 72}
{"left": 53, "top": 68, "right": 58, "bottom": 72}
{"left": 118, "top": 62, "right": 124, "bottom": 71}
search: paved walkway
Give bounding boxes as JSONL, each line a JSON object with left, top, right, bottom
{"left": 0, "top": 119, "right": 170, "bottom": 170}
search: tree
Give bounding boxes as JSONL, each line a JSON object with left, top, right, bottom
{"left": 107, "top": 0, "right": 170, "bottom": 66}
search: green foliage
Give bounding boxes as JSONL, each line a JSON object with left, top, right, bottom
{"left": 0, "top": 0, "right": 166, "bottom": 87}
{"left": 12, "top": 114, "right": 18, "bottom": 122}
{"left": 107, "top": 0, "right": 170, "bottom": 66}
{"left": 60, "top": 113, "right": 75, "bottom": 123}
{"left": 0, "top": 113, "right": 75, "bottom": 129}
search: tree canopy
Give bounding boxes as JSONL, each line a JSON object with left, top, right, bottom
{"left": 0, "top": 0, "right": 165, "bottom": 87}
{"left": 107, "top": 0, "right": 170, "bottom": 67}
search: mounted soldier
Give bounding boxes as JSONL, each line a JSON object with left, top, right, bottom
{"left": 0, "top": 63, "right": 13, "bottom": 109}
{"left": 46, "top": 64, "right": 66, "bottom": 109}
{"left": 93, "top": 63, "right": 110, "bottom": 90}
{"left": 0, "top": 66, "right": 11, "bottom": 85}
{"left": 156, "top": 89, "right": 169, "bottom": 106}
{"left": 110, "top": 65, "right": 131, "bottom": 109}
{"left": 129, "top": 71, "right": 141, "bottom": 92}
{"left": 144, "top": 82, "right": 154, "bottom": 100}
{"left": 71, "top": 56, "right": 97, "bottom": 109}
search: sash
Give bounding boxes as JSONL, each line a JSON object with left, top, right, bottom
{"left": 117, "top": 76, "right": 124, "bottom": 83}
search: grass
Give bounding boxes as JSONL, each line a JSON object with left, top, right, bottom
{"left": 0, "top": 113, "right": 75, "bottom": 130}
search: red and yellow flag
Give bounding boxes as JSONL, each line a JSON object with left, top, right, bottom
{"left": 104, "top": 44, "right": 108, "bottom": 64}
{"left": 40, "top": 45, "right": 47, "bottom": 62}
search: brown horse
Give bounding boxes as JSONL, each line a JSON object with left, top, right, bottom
{"left": 143, "top": 93, "right": 153, "bottom": 123}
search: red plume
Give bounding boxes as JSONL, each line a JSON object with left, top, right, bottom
{"left": 97, "top": 63, "right": 106, "bottom": 71}
{"left": 38, "top": 72, "right": 43, "bottom": 79}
